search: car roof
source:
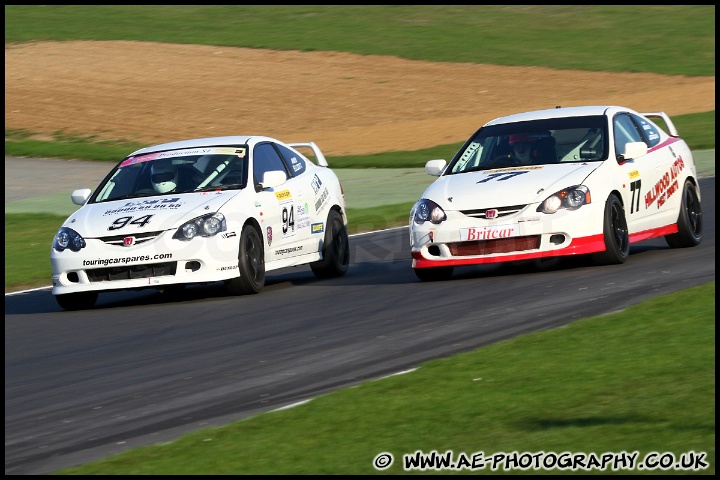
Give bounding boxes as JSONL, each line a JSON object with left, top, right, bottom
{"left": 129, "top": 135, "right": 277, "bottom": 156}
{"left": 484, "top": 105, "right": 633, "bottom": 126}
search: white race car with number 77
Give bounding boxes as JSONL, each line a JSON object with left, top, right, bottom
{"left": 409, "top": 105, "right": 703, "bottom": 281}
{"left": 51, "top": 136, "right": 349, "bottom": 310}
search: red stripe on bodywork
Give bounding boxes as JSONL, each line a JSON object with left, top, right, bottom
{"left": 629, "top": 224, "right": 678, "bottom": 242}
{"left": 648, "top": 137, "right": 681, "bottom": 154}
{"left": 411, "top": 234, "right": 605, "bottom": 268}
{"left": 412, "top": 223, "right": 679, "bottom": 269}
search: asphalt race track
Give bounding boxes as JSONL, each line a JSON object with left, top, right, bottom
{"left": 4, "top": 177, "right": 715, "bottom": 475}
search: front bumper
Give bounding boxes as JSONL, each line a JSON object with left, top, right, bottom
{"left": 409, "top": 204, "right": 605, "bottom": 268}
{"left": 51, "top": 230, "right": 241, "bottom": 294}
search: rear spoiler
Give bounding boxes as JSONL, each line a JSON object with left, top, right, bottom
{"left": 287, "top": 142, "right": 329, "bottom": 167}
{"left": 642, "top": 111, "right": 679, "bottom": 137}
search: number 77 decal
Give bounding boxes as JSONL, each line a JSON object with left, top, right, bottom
{"left": 630, "top": 179, "right": 641, "bottom": 214}
{"left": 476, "top": 171, "right": 528, "bottom": 183}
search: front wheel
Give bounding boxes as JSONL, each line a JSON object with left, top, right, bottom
{"left": 591, "top": 193, "right": 629, "bottom": 265}
{"left": 310, "top": 209, "right": 349, "bottom": 279}
{"left": 225, "top": 224, "right": 265, "bottom": 295}
{"left": 55, "top": 291, "right": 98, "bottom": 311}
{"left": 665, "top": 179, "right": 702, "bottom": 248}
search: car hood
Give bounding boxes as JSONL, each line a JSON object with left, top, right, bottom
{"left": 66, "top": 191, "right": 240, "bottom": 237}
{"left": 424, "top": 163, "right": 601, "bottom": 210}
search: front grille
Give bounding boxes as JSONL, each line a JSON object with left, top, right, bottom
{"left": 460, "top": 204, "right": 526, "bottom": 219}
{"left": 86, "top": 262, "right": 177, "bottom": 282}
{"left": 448, "top": 236, "right": 540, "bottom": 256}
{"left": 98, "top": 231, "right": 164, "bottom": 247}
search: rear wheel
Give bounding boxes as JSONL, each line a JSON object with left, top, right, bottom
{"left": 55, "top": 291, "right": 98, "bottom": 311}
{"left": 413, "top": 266, "right": 454, "bottom": 282}
{"left": 225, "top": 224, "right": 265, "bottom": 295}
{"left": 310, "top": 209, "right": 349, "bottom": 279}
{"left": 591, "top": 194, "right": 629, "bottom": 265}
{"left": 665, "top": 179, "right": 702, "bottom": 248}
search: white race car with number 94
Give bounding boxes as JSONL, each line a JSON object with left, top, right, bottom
{"left": 51, "top": 136, "right": 349, "bottom": 310}
{"left": 409, "top": 105, "right": 702, "bottom": 281}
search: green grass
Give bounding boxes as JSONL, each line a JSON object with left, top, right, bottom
{"left": 5, "top": 213, "right": 65, "bottom": 291}
{"left": 5, "top": 6, "right": 715, "bottom": 76}
{"left": 4, "top": 109, "right": 715, "bottom": 167}
{"left": 55, "top": 281, "right": 715, "bottom": 474}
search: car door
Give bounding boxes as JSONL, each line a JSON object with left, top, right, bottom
{"left": 252, "top": 142, "right": 305, "bottom": 260}
{"left": 612, "top": 113, "right": 665, "bottom": 234}
{"left": 630, "top": 112, "right": 684, "bottom": 228}
{"left": 274, "top": 143, "right": 322, "bottom": 255}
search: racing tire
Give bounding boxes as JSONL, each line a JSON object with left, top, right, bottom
{"left": 664, "top": 179, "right": 702, "bottom": 248}
{"left": 591, "top": 193, "right": 629, "bottom": 265}
{"left": 310, "top": 209, "right": 350, "bottom": 279}
{"left": 225, "top": 224, "right": 265, "bottom": 295}
{"left": 55, "top": 291, "right": 98, "bottom": 311}
{"left": 413, "top": 266, "right": 454, "bottom": 282}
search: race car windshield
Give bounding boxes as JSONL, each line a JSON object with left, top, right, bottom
{"left": 91, "top": 146, "right": 249, "bottom": 203}
{"left": 447, "top": 116, "right": 608, "bottom": 174}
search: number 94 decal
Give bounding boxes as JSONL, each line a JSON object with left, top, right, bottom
{"left": 108, "top": 215, "right": 153, "bottom": 231}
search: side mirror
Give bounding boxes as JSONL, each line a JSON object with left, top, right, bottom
{"left": 425, "top": 159, "right": 447, "bottom": 177}
{"left": 261, "top": 170, "right": 287, "bottom": 190}
{"left": 618, "top": 141, "right": 648, "bottom": 162}
{"left": 71, "top": 188, "right": 92, "bottom": 206}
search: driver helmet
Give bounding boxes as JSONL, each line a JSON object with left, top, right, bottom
{"left": 151, "top": 159, "right": 178, "bottom": 193}
{"left": 509, "top": 133, "right": 534, "bottom": 163}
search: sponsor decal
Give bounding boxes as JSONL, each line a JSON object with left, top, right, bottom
{"left": 485, "top": 165, "right": 543, "bottom": 173}
{"left": 266, "top": 226, "right": 273, "bottom": 246}
{"left": 296, "top": 202, "right": 309, "bottom": 216}
{"left": 314, "top": 187, "right": 329, "bottom": 212}
{"left": 82, "top": 253, "right": 173, "bottom": 267}
{"left": 311, "top": 222, "right": 324, "bottom": 234}
{"left": 311, "top": 174, "right": 323, "bottom": 194}
{"left": 219, "top": 265, "right": 238, "bottom": 271}
{"left": 254, "top": 201, "right": 262, "bottom": 207}
{"left": 275, "top": 246, "right": 303, "bottom": 256}
{"left": 460, "top": 224, "right": 519, "bottom": 241}
{"left": 103, "top": 198, "right": 181, "bottom": 216}
{"left": 628, "top": 169, "right": 640, "bottom": 180}
{"left": 644, "top": 157, "right": 684, "bottom": 209}
{"left": 275, "top": 189, "right": 292, "bottom": 202}
{"left": 222, "top": 232, "right": 237, "bottom": 239}
{"left": 120, "top": 147, "right": 246, "bottom": 168}
{"left": 518, "top": 217, "right": 540, "bottom": 222}
{"left": 295, "top": 202, "right": 311, "bottom": 229}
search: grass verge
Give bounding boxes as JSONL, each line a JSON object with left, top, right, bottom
{"left": 54, "top": 281, "right": 715, "bottom": 474}
{"left": 5, "top": 5, "right": 714, "bottom": 76}
{"left": 4, "top": 110, "right": 715, "bottom": 166}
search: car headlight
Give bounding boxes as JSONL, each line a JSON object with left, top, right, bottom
{"left": 412, "top": 199, "right": 447, "bottom": 224}
{"left": 537, "top": 185, "right": 591, "bottom": 214}
{"left": 173, "top": 213, "right": 227, "bottom": 240}
{"left": 53, "top": 227, "right": 86, "bottom": 252}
